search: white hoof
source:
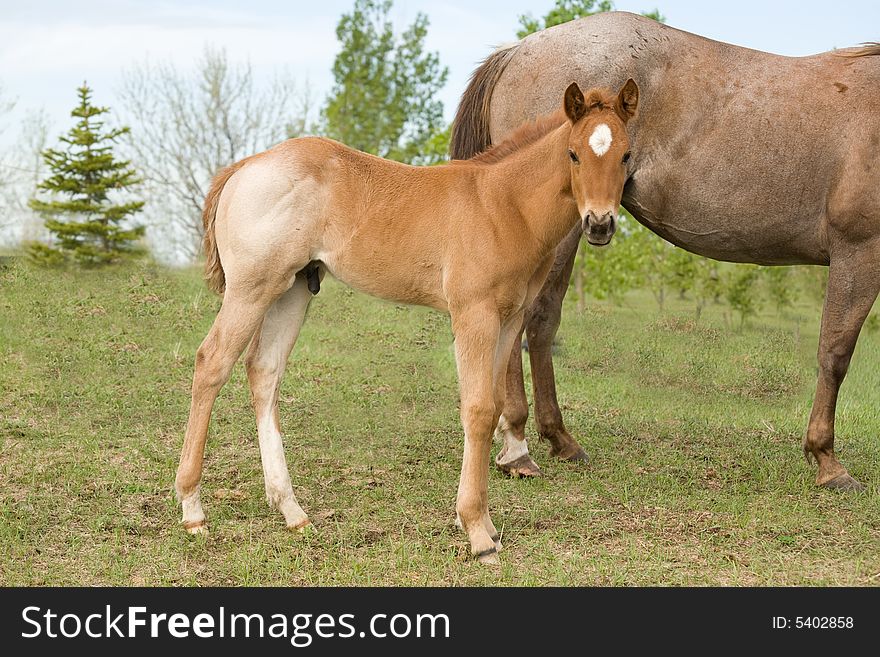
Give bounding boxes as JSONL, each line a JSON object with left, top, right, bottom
{"left": 184, "top": 521, "right": 208, "bottom": 535}
{"left": 477, "top": 550, "right": 500, "bottom": 566}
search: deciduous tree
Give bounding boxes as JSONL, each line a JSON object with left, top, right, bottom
{"left": 119, "top": 47, "right": 311, "bottom": 260}
{"left": 322, "top": 0, "right": 449, "bottom": 164}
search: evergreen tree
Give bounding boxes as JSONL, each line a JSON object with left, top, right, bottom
{"left": 29, "top": 84, "right": 144, "bottom": 266}
{"left": 321, "top": 0, "right": 449, "bottom": 164}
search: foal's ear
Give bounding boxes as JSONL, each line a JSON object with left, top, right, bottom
{"left": 564, "top": 83, "right": 608, "bottom": 123}
{"left": 563, "top": 82, "right": 587, "bottom": 124}
{"left": 616, "top": 78, "right": 639, "bottom": 122}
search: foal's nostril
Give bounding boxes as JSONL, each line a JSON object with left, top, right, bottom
{"left": 588, "top": 212, "right": 614, "bottom": 233}
{"left": 607, "top": 214, "right": 616, "bottom": 234}
{"left": 583, "top": 211, "right": 616, "bottom": 245}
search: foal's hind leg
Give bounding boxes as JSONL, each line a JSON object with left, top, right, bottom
{"left": 494, "top": 322, "right": 543, "bottom": 477}
{"left": 804, "top": 244, "right": 880, "bottom": 491}
{"left": 245, "top": 274, "right": 315, "bottom": 531}
{"left": 499, "top": 226, "right": 587, "bottom": 469}
{"left": 175, "top": 289, "right": 281, "bottom": 533}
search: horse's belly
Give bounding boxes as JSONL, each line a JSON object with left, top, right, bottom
{"left": 629, "top": 209, "right": 828, "bottom": 266}
{"left": 624, "top": 173, "right": 830, "bottom": 266}
{"left": 321, "top": 250, "right": 449, "bottom": 312}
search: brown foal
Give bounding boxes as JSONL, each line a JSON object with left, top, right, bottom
{"left": 174, "top": 80, "right": 639, "bottom": 563}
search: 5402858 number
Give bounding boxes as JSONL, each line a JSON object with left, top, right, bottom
{"left": 772, "top": 617, "right": 854, "bottom": 629}
{"left": 795, "top": 617, "right": 853, "bottom": 629}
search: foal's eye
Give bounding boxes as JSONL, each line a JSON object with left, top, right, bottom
{"left": 622, "top": 151, "right": 632, "bottom": 164}
{"left": 568, "top": 149, "right": 579, "bottom": 164}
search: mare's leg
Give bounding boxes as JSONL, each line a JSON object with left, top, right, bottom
{"left": 245, "top": 273, "right": 315, "bottom": 530}
{"left": 497, "top": 225, "right": 587, "bottom": 473}
{"left": 175, "top": 285, "right": 282, "bottom": 533}
{"left": 526, "top": 234, "right": 588, "bottom": 462}
{"left": 452, "top": 303, "right": 503, "bottom": 564}
{"left": 804, "top": 244, "right": 880, "bottom": 490}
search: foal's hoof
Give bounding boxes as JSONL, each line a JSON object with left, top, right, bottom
{"left": 184, "top": 520, "right": 208, "bottom": 535}
{"left": 475, "top": 547, "right": 500, "bottom": 566}
{"left": 821, "top": 473, "right": 865, "bottom": 492}
{"left": 497, "top": 454, "right": 544, "bottom": 478}
{"left": 287, "top": 518, "right": 314, "bottom": 534}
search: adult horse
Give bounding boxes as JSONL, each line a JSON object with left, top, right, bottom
{"left": 451, "top": 11, "right": 879, "bottom": 489}
{"left": 175, "top": 81, "right": 638, "bottom": 562}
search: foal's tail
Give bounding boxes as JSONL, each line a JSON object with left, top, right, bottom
{"left": 202, "top": 160, "right": 248, "bottom": 295}
{"left": 449, "top": 42, "right": 520, "bottom": 160}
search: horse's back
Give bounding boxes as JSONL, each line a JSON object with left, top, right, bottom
{"left": 486, "top": 12, "right": 880, "bottom": 264}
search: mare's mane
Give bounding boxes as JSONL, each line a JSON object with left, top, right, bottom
{"left": 454, "top": 88, "right": 618, "bottom": 167}
{"left": 838, "top": 42, "right": 880, "bottom": 58}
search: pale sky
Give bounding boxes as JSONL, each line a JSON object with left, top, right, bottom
{"left": 1, "top": 0, "right": 879, "bottom": 141}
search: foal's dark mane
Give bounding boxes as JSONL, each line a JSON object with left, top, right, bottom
{"left": 452, "top": 111, "right": 565, "bottom": 166}
{"left": 452, "top": 88, "right": 618, "bottom": 167}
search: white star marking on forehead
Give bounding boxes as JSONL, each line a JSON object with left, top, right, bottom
{"left": 588, "top": 123, "right": 613, "bottom": 157}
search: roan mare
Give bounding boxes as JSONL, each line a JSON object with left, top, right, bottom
{"left": 175, "top": 81, "right": 639, "bottom": 562}
{"left": 451, "top": 11, "right": 880, "bottom": 490}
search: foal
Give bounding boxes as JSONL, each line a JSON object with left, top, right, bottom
{"left": 175, "top": 80, "right": 638, "bottom": 563}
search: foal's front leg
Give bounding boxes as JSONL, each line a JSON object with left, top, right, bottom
{"left": 452, "top": 304, "right": 503, "bottom": 564}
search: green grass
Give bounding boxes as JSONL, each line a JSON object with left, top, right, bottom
{"left": 1, "top": 258, "right": 878, "bottom": 586}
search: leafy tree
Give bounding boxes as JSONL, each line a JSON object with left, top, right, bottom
{"left": 692, "top": 257, "right": 721, "bottom": 321}
{"left": 517, "top": 1, "right": 664, "bottom": 39}
{"left": 322, "top": 0, "right": 449, "bottom": 164}
{"left": 28, "top": 84, "right": 144, "bottom": 266}
{"left": 666, "top": 246, "right": 699, "bottom": 299}
{"left": 797, "top": 265, "right": 828, "bottom": 305}
{"left": 762, "top": 266, "right": 795, "bottom": 315}
{"left": 630, "top": 223, "right": 678, "bottom": 311}
{"left": 641, "top": 9, "right": 666, "bottom": 22}
{"left": 577, "top": 211, "right": 644, "bottom": 307}
{"left": 724, "top": 265, "right": 762, "bottom": 329}
{"left": 517, "top": 0, "right": 614, "bottom": 38}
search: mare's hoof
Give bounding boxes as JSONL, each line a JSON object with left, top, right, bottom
{"left": 497, "top": 454, "right": 544, "bottom": 478}
{"left": 184, "top": 520, "right": 208, "bottom": 535}
{"left": 548, "top": 440, "right": 589, "bottom": 464}
{"left": 475, "top": 547, "right": 500, "bottom": 565}
{"left": 821, "top": 473, "right": 865, "bottom": 492}
{"left": 491, "top": 534, "right": 503, "bottom": 552}
{"left": 563, "top": 447, "right": 590, "bottom": 464}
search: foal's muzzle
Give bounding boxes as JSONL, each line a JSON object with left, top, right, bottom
{"left": 583, "top": 211, "right": 616, "bottom": 246}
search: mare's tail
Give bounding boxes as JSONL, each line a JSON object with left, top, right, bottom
{"left": 449, "top": 42, "right": 520, "bottom": 160}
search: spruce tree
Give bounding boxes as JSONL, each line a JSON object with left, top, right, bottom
{"left": 29, "top": 83, "right": 145, "bottom": 265}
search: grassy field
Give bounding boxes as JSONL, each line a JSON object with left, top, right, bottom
{"left": 1, "top": 257, "right": 878, "bottom": 586}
